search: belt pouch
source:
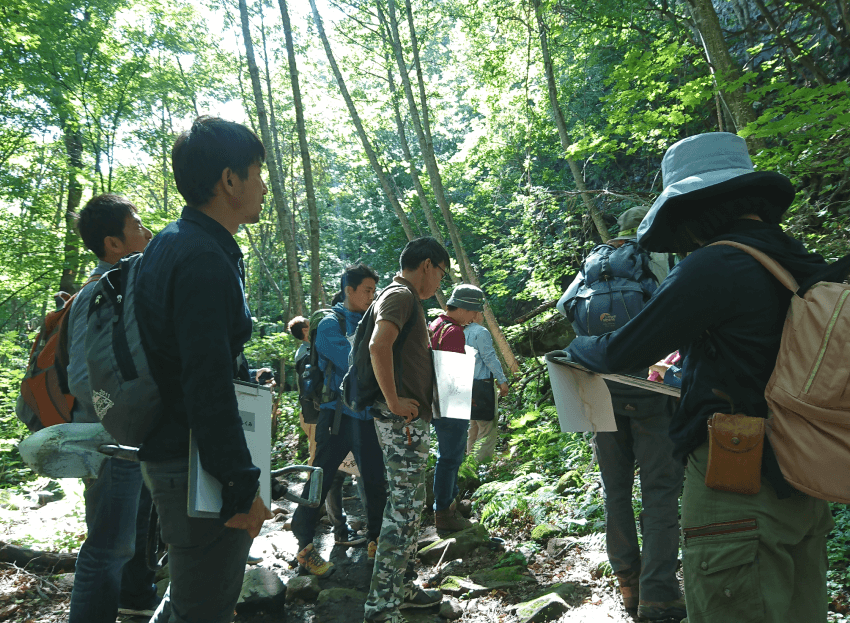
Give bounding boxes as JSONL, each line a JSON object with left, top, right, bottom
{"left": 705, "top": 413, "right": 764, "bottom": 495}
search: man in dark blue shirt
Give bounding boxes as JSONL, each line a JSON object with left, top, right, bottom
{"left": 135, "top": 116, "right": 273, "bottom": 623}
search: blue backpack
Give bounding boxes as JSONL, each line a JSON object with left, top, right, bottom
{"left": 85, "top": 253, "right": 162, "bottom": 446}
{"left": 558, "top": 240, "right": 659, "bottom": 337}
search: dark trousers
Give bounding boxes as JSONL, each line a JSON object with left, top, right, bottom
{"left": 292, "top": 409, "right": 387, "bottom": 548}
{"left": 142, "top": 458, "right": 252, "bottom": 623}
{"left": 594, "top": 391, "right": 683, "bottom": 603}
{"left": 69, "top": 457, "right": 157, "bottom": 623}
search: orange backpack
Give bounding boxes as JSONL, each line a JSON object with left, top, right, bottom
{"left": 713, "top": 241, "right": 850, "bottom": 502}
{"left": 16, "top": 276, "right": 100, "bottom": 431}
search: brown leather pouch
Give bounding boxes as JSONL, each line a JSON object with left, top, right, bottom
{"left": 705, "top": 413, "right": 764, "bottom": 495}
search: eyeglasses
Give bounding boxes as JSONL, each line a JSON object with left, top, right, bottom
{"left": 435, "top": 263, "right": 448, "bottom": 281}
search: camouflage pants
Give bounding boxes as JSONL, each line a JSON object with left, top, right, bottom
{"left": 363, "top": 415, "right": 430, "bottom": 622}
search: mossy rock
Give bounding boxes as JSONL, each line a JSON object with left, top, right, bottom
{"left": 494, "top": 550, "right": 527, "bottom": 569}
{"left": 418, "top": 522, "right": 491, "bottom": 564}
{"left": 469, "top": 565, "right": 535, "bottom": 588}
{"left": 530, "top": 523, "right": 561, "bottom": 542}
{"left": 532, "top": 582, "right": 580, "bottom": 602}
{"left": 439, "top": 575, "right": 489, "bottom": 597}
{"left": 555, "top": 471, "right": 583, "bottom": 494}
{"left": 516, "top": 593, "right": 569, "bottom": 623}
{"left": 316, "top": 587, "right": 368, "bottom": 605}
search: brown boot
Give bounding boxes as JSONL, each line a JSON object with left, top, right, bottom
{"left": 616, "top": 571, "right": 639, "bottom": 611}
{"left": 435, "top": 508, "right": 473, "bottom": 533}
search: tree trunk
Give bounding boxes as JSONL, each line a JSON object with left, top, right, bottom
{"left": 278, "top": 0, "right": 322, "bottom": 313}
{"left": 0, "top": 540, "right": 77, "bottom": 572}
{"left": 237, "top": 0, "right": 305, "bottom": 316}
{"left": 684, "top": 0, "right": 761, "bottom": 148}
{"left": 307, "top": 0, "right": 416, "bottom": 241}
{"left": 246, "top": 227, "right": 286, "bottom": 312}
{"left": 531, "top": 0, "right": 609, "bottom": 243}
{"left": 377, "top": 7, "right": 443, "bottom": 246}
{"left": 751, "top": 0, "right": 829, "bottom": 86}
{"left": 387, "top": 0, "right": 519, "bottom": 375}
{"left": 59, "top": 117, "right": 84, "bottom": 295}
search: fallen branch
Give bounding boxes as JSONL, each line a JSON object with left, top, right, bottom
{"left": 0, "top": 541, "right": 77, "bottom": 572}
{"left": 511, "top": 299, "right": 558, "bottom": 325}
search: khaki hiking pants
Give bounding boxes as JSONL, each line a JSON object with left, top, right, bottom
{"left": 681, "top": 443, "right": 834, "bottom": 623}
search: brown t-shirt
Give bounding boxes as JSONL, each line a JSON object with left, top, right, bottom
{"left": 373, "top": 276, "right": 433, "bottom": 422}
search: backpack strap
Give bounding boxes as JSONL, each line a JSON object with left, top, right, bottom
{"left": 433, "top": 317, "right": 458, "bottom": 349}
{"left": 709, "top": 241, "right": 799, "bottom": 293}
{"left": 56, "top": 274, "right": 104, "bottom": 393}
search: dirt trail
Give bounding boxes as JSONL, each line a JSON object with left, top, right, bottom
{"left": 0, "top": 475, "right": 640, "bottom": 623}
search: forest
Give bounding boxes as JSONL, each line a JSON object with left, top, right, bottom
{"left": 0, "top": 0, "right": 849, "bottom": 620}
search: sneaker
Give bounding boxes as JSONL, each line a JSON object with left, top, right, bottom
{"left": 296, "top": 543, "right": 334, "bottom": 577}
{"left": 246, "top": 552, "right": 263, "bottom": 565}
{"left": 400, "top": 585, "right": 442, "bottom": 610}
{"left": 434, "top": 508, "right": 473, "bottom": 533}
{"left": 335, "top": 527, "right": 367, "bottom": 547}
{"left": 367, "top": 540, "right": 378, "bottom": 560}
{"left": 637, "top": 598, "right": 687, "bottom": 621}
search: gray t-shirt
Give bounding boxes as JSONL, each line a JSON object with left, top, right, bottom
{"left": 67, "top": 260, "right": 112, "bottom": 423}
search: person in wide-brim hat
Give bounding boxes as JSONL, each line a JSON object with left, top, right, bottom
{"left": 637, "top": 132, "right": 795, "bottom": 253}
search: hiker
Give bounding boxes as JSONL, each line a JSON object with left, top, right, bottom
{"left": 565, "top": 132, "right": 835, "bottom": 623}
{"left": 289, "top": 316, "right": 317, "bottom": 462}
{"left": 464, "top": 310, "right": 509, "bottom": 462}
{"left": 66, "top": 194, "right": 157, "bottom": 623}
{"left": 561, "top": 206, "right": 684, "bottom": 620}
{"left": 134, "top": 116, "right": 274, "bottom": 623}
{"left": 429, "top": 284, "right": 485, "bottom": 532}
{"left": 291, "top": 263, "right": 388, "bottom": 576}
{"left": 363, "top": 237, "right": 448, "bottom": 623}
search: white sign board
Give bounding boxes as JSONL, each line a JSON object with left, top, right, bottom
{"left": 188, "top": 381, "right": 272, "bottom": 518}
{"left": 432, "top": 345, "right": 477, "bottom": 420}
{"left": 545, "top": 352, "right": 617, "bottom": 433}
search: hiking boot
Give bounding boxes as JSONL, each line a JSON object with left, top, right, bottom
{"left": 296, "top": 543, "right": 334, "bottom": 577}
{"left": 637, "top": 598, "right": 686, "bottom": 621}
{"left": 334, "top": 527, "right": 367, "bottom": 546}
{"left": 435, "top": 508, "right": 473, "bottom": 533}
{"left": 615, "top": 571, "right": 639, "bottom": 610}
{"left": 367, "top": 540, "right": 378, "bottom": 561}
{"left": 400, "top": 585, "right": 442, "bottom": 610}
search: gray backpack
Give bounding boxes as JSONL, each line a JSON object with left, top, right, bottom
{"left": 85, "top": 253, "right": 162, "bottom": 447}
{"left": 558, "top": 240, "right": 659, "bottom": 336}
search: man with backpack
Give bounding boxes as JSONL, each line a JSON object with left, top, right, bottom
{"left": 289, "top": 316, "right": 317, "bottom": 462}
{"left": 290, "top": 263, "right": 388, "bottom": 576}
{"left": 361, "top": 237, "right": 449, "bottom": 623}
{"left": 557, "top": 207, "right": 684, "bottom": 620}
{"left": 134, "top": 116, "right": 274, "bottom": 623}
{"left": 429, "top": 284, "right": 485, "bottom": 533}
{"left": 65, "top": 194, "right": 157, "bottom": 623}
{"left": 565, "top": 132, "right": 835, "bottom": 623}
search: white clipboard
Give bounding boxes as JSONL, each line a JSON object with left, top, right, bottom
{"left": 432, "top": 345, "right": 477, "bottom": 420}
{"left": 187, "top": 380, "right": 272, "bottom": 518}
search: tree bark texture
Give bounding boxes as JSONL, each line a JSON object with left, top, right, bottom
{"left": 59, "top": 117, "right": 84, "bottom": 295}
{"left": 278, "top": 0, "right": 322, "bottom": 313}
{"left": 237, "top": 0, "right": 305, "bottom": 316}
{"left": 0, "top": 540, "right": 77, "bottom": 572}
